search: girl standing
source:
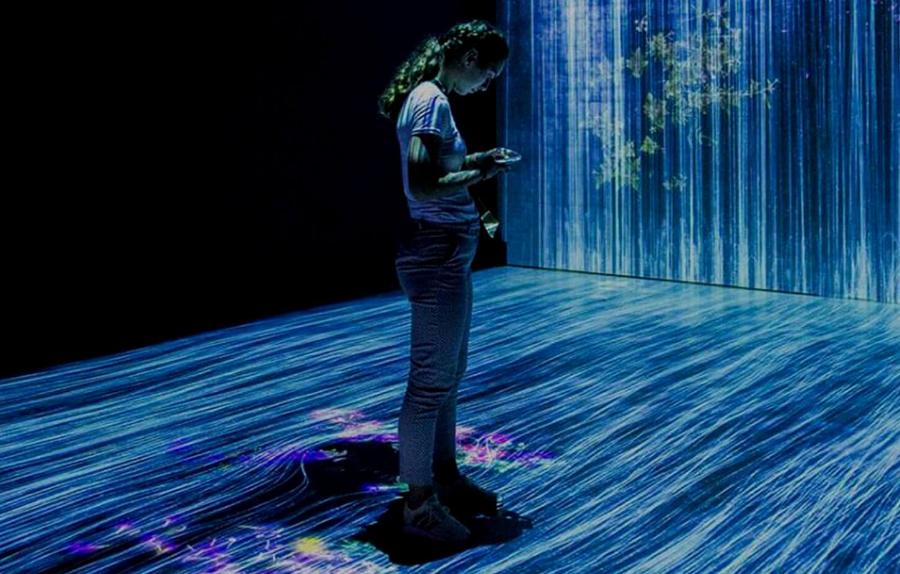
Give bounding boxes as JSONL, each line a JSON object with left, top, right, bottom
{"left": 379, "top": 20, "right": 511, "bottom": 543}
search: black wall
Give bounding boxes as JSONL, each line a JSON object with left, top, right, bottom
{"left": 4, "top": 1, "right": 501, "bottom": 378}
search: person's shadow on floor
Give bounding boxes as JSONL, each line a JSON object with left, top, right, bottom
{"left": 43, "top": 437, "right": 532, "bottom": 572}
{"left": 352, "top": 498, "right": 533, "bottom": 565}
{"left": 303, "top": 438, "right": 534, "bottom": 565}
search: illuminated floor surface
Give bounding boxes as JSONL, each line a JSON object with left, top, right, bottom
{"left": 1, "top": 266, "right": 898, "bottom": 573}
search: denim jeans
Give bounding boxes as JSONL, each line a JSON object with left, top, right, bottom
{"left": 394, "top": 217, "right": 481, "bottom": 486}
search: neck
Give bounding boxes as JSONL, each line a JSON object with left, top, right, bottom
{"left": 434, "top": 68, "right": 455, "bottom": 94}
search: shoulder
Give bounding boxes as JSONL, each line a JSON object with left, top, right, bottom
{"left": 398, "top": 81, "right": 453, "bottom": 135}
{"left": 409, "top": 81, "right": 448, "bottom": 106}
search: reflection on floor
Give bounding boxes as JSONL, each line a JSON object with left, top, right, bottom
{"left": 1, "top": 266, "right": 898, "bottom": 573}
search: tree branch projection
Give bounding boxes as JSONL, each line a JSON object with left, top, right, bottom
{"left": 586, "top": 6, "right": 779, "bottom": 191}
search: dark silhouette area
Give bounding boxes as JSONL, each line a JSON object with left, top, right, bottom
{"left": 4, "top": 1, "right": 504, "bottom": 378}
{"left": 24, "top": 439, "right": 531, "bottom": 572}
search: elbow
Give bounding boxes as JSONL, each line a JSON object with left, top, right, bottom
{"left": 410, "top": 188, "right": 429, "bottom": 201}
{"left": 408, "top": 180, "right": 431, "bottom": 201}
{"left": 409, "top": 172, "right": 443, "bottom": 201}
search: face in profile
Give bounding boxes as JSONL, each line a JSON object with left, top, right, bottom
{"left": 457, "top": 50, "right": 506, "bottom": 95}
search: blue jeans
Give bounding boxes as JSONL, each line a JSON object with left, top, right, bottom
{"left": 395, "top": 218, "right": 481, "bottom": 486}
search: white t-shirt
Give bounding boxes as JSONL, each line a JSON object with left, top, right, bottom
{"left": 396, "top": 81, "right": 479, "bottom": 224}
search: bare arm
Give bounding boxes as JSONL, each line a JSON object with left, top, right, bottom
{"left": 462, "top": 152, "right": 489, "bottom": 171}
{"left": 408, "top": 134, "right": 484, "bottom": 201}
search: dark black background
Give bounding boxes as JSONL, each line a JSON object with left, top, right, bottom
{"left": 3, "top": 1, "right": 503, "bottom": 378}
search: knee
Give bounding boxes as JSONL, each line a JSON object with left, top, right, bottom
{"left": 455, "top": 358, "right": 468, "bottom": 380}
{"left": 405, "top": 369, "right": 458, "bottom": 410}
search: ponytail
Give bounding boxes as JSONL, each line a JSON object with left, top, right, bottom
{"left": 377, "top": 36, "right": 444, "bottom": 121}
{"left": 378, "top": 20, "right": 509, "bottom": 122}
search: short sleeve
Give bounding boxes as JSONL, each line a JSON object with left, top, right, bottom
{"left": 409, "top": 92, "right": 450, "bottom": 138}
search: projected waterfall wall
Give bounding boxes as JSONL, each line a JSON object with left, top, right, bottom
{"left": 498, "top": 0, "right": 899, "bottom": 304}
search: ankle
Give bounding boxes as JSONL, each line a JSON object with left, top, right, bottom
{"left": 434, "top": 460, "right": 461, "bottom": 483}
{"left": 406, "top": 483, "right": 434, "bottom": 509}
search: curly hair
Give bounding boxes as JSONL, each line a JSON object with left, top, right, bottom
{"left": 378, "top": 20, "right": 509, "bottom": 121}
